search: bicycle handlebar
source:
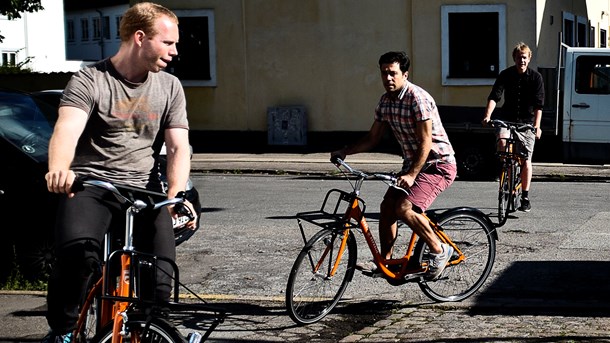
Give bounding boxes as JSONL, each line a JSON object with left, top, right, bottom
{"left": 490, "top": 119, "right": 536, "bottom": 133}
{"left": 331, "top": 157, "right": 408, "bottom": 194}
{"left": 74, "top": 178, "right": 195, "bottom": 220}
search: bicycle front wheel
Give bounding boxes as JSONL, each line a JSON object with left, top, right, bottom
{"left": 92, "top": 315, "right": 185, "bottom": 343}
{"left": 416, "top": 209, "right": 496, "bottom": 302}
{"left": 74, "top": 273, "right": 103, "bottom": 343}
{"left": 497, "top": 164, "right": 511, "bottom": 226}
{"left": 511, "top": 163, "right": 522, "bottom": 212}
{"left": 285, "top": 228, "right": 357, "bottom": 325}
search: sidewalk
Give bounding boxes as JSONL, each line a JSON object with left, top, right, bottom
{"left": 191, "top": 152, "right": 610, "bottom": 181}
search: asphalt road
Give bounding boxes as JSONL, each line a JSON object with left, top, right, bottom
{"left": 3, "top": 157, "right": 610, "bottom": 342}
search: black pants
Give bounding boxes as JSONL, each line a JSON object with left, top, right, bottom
{"left": 46, "top": 187, "right": 176, "bottom": 334}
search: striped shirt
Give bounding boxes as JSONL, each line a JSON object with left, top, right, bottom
{"left": 374, "top": 81, "right": 455, "bottom": 171}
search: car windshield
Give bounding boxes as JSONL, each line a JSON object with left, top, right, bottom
{"left": 0, "top": 91, "right": 56, "bottom": 163}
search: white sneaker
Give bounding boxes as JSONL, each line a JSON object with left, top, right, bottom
{"left": 426, "top": 244, "right": 454, "bottom": 280}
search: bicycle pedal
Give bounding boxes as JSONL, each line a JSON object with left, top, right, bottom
{"left": 403, "top": 271, "right": 426, "bottom": 281}
{"left": 361, "top": 270, "right": 384, "bottom": 278}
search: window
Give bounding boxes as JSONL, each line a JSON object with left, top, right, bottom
{"left": 81, "top": 18, "right": 89, "bottom": 41}
{"left": 92, "top": 17, "right": 101, "bottom": 40}
{"left": 577, "top": 17, "right": 588, "bottom": 47}
{"left": 1, "top": 52, "right": 16, "bottom": 66}
{"left": 103, "top": 16, "right": 110, "bottom": 40}
{"left": 115, "top": 15, "right": 122, "bottom": 39}
{"left": 441, "top": 5, "right": 506, "bottom": 86}
{"left": 66, "top": 20, "right": 75, "bottom": 43}
{"left": 165, "top": 10, "right": 216, "bottom": 87}
{"left": 575, "top": 56, "right": 610, "bottom": 94}
{"left": 601, "top": 29, "right": 607, "bottom": 48}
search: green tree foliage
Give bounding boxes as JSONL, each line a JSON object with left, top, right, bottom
{"left": 0, "top": 0, "right": 44, "bottom": 42}
{"left": 0, "top": 0, "right": 43, "bottom": 19}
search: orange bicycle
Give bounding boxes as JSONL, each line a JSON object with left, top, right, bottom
{"left": 285, "top": 158, "right": 497, "bottom": 325}
{"left": 71, "top": 179, "right": 225, "bottom": 343}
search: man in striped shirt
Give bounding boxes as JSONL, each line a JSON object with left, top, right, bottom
{"left": 332, "top": 51, "right": 457, "bottom": 280}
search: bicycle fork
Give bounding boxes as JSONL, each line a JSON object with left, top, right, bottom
{"left": 111, "top": 201, "right": 145, "bottom": 343}
{"left": 111, "top": 254, "right": 132, "bottom": 343}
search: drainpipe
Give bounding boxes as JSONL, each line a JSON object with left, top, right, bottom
{"left": 22, "top": 12, "right": 29, "bottom": 67}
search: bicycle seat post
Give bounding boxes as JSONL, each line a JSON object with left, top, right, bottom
{"left": 124, "top": 199, "right": 147, "bottom": 251}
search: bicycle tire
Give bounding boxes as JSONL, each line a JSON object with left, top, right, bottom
{"left": 497, "top": 162, "right": 511, "bottom": 226}
{"left": 511, "top": 163, "right": 522, "bottom": 212}
{"left": 416, "top": 209, "right": 496, "bottom": 302}
{"left": 285, "top": 228, "right": 357, "bottom": 325}
{"left": 91, "top": 314, "right": 185, "bottom": 343}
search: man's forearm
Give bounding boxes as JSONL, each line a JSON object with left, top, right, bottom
{"left": 166, "top": 146, "right": 191, "bottom": 198}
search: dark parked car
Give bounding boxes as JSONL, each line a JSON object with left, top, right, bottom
{"left": 0, "top": 88, "right": 59, "bottom": 282}
{"left": 0, "top": 88, "right": 201, "bottom": 283}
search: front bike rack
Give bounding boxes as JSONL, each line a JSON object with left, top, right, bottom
{"left": 104, "top": 249, "right": 226, "bottom": 341}
{"left": 295, "top": 188, "right": 364, "bottom": 245}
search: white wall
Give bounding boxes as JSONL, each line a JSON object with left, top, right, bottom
{"left": 0, "top": 0, "right": 88, "bottom": 73}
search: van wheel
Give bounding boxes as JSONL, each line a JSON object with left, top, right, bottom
{"left": 457, "top": 146, "right": 492, "bottom": 180}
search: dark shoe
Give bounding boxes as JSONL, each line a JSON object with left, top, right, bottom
{"left": 426, "top": 244, "right": 454, "bottom": 280}
{"left": 41, "top": 331, "right": 73, "bottom": 343}
{"left": 519, "top": 198, "right": 531, "bottom": 212}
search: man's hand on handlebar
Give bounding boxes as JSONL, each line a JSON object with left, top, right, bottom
{"left": 45, "top": 169, "right": 78, "bottom": 198}
{"left": 481, "top": 116, "right": 492, "bottom": 126}
{"left": 396, "top": 173, "right": 415, "bottom": 190}
{"left": 330, "top": 149, "right": 347, "bottom": 164}
{"left": 170, "top": 198, "right": 197, "bottom": 230}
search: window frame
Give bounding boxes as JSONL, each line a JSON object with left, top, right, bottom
{"left": 170, "top": 9, "right": 217, "bottom": 87}
{"left": 441, "top": 4, "right": 506, "bottom": 86}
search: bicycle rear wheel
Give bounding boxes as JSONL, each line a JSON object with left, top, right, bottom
{"left": 416, "top": 209, "right": 496, "bottom": 302}
{"left": 92, "top": 314, "right": 185, "bottom": 343}
{"left": 497, "top": 162, "right": 511, "bottom": 226}
{"left": 285, "top": 228, "right": 357, "bottom": 325}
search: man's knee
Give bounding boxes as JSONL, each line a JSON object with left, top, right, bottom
{"left": 55, "top": 240, "right": 102, "bottom": 276}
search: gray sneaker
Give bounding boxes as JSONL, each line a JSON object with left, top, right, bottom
{"left": 426, "top": 243, "right": 454, "bottom": 280}
{"left": 355, "top": 260, "right": 378, "bottom": 273}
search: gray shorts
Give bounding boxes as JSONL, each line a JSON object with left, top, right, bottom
{"left": 497, "top": 127, "right": 536, "bottom": 161}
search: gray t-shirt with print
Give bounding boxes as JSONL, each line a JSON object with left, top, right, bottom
{"left": 60, "top": 59, "right": 189, "bottom": 190}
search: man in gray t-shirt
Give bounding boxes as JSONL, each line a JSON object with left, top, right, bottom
{"left": 42, "top": 3, "right": 195, "bottom": 342}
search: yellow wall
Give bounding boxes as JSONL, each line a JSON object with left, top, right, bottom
{"left": 156, "top": 0, "right": 608, "bottom": 133}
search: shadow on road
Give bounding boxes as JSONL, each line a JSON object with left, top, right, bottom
{"left": 470, "top": 261, "right": 610, "bottom": 317}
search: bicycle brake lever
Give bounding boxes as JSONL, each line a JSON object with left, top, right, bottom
{"left": 174, "top": 202, "right": 195, "bottom": 221}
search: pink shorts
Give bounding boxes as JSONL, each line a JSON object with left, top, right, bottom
{"left": 386, "top": 161, "right": 457, "bottom": 212}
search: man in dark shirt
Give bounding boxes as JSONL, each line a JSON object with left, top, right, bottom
{"left": 482, "top": 42, "right": 544, "bottom": 212}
